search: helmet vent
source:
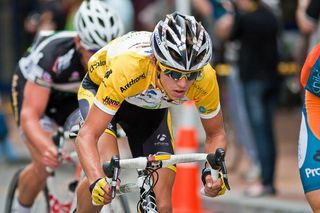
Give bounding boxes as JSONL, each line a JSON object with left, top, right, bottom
{"left": 168, "top": 47, "right": 180, "bottom": 62}
{"left": 166, "top": 30, "right": 174, "bottom": 44}
{"left": 110, "top": 17, "right": 114, "bottom": 26}
{"left": 168, "top": 19, "right": 180, "bottom": 40}
{"left": 98, "top": 18, "right": 105, "bottom": 28}
{"left": 81, "top": 18, "right": 86, "bottom": 27}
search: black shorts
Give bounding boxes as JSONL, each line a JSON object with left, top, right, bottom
{"left": 109, "top": 101, "right": 175, "bottom": 158}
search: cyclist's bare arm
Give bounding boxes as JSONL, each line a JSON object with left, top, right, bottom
{"left": 201, "top": 109, "right": 227, "bottom": 197}
{"left": 75, "top": 104, "right": 113, "bottom": 184}
{"left": 20, "top": 80, "right": 58, "bottom": 167}
{"left": 296, "top": 0, "right": 316, "bottom": 34}
{"left": 201, "top": 110, "right": 227, "bottom": 152}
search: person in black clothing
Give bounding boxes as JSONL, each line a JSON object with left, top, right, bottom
{"left": 296, "top": 0, "right": 320, "bottom": 51}
{"left": 215, "top": 0, "right": 281, "bottom": 197}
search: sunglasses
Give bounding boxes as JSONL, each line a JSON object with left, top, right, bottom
{"left": 159, "top": 63, "right": 202, "bottom": 81}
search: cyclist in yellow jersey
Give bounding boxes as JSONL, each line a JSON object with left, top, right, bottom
{"left": 75, "top": 12, "right": 227, "bottom": 212}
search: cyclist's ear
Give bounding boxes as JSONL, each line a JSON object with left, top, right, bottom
{"left": 74, "top": 35, "right": 81, "bottom": 49}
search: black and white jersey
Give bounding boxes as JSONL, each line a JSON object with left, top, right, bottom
{"left": 18, "top": 31, "right": 85, "bottom": 92}
{"left": 12, "top": 31, "right": 86, "bottom": 126}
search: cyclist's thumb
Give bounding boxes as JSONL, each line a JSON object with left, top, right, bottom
{"left": 48, "top": 145, "right": 58, "bottom": 156}
{"left": 205, "top": 175, "right": 213, "bottom": 188}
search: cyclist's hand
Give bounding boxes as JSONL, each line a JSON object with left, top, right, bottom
{"left": 89, "top": 177, "right": 112, "bottom": 206}
{"left": 202, "top": 171, "right": 226, "bottom": 197}
{"left": 42, "top": 145, "right": 59, "bottom": 168}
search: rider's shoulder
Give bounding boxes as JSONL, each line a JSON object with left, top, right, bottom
{"left": 201, "top": 64, "right": 217, "bottom": 81}
{"left": 32, "top": 31, "right": 77, "bottom": 48}
{"left": 189, "top": 63, "right": 218, "bottom": 94}
{"left": 105, "top": 31, "right": 153, "bottom": 57}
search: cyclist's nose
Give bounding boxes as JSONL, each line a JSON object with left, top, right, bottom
{"left": 176, "top": 77, "right": 188, "bottom": 88}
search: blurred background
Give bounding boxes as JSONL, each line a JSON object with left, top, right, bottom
{"left": 0, "top": 0, "right": 313, "bottom": 212}
{"left": 0, "top": 0, "right": 300, "bottom": 95}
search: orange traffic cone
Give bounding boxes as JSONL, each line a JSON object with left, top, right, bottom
{"left": 172, "top": 101, "right": 201, "bottom": 213}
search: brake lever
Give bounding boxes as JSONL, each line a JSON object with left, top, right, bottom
{"left": 52, "top": 127, "right": 64, "bottom": 162}
{"left": 220, "top": 159, "right": 230, "bottom": 190}
{"left": 103, "top": 155, "right": 120, "bottom": 198}
{"left": 207, "top": 148, "right": 231, "bottom": 190}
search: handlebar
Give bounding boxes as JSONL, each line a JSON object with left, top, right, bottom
{"left": 103, "top": 148, "right": 230, "bottom": 197}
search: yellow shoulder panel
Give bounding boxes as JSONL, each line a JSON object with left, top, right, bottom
{"left": 187, "top": 64, "right": 220, "bottom": 119}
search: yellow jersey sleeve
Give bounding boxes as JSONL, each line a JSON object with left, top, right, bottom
{"left": 187, "top": 64, "right": 221, "bottom": 119}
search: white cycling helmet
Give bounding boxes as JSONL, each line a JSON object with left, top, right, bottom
{"left": 151, "top": 12, "right": 212, "bottom": 71}
{"left": 74, "top": 0, "right": 124, "bottom": 50}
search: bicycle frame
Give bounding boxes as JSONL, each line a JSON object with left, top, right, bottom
{"left": 49, "top": 127, "right": 129, "bottom": 213}
{"left": 47, "top": 127, "right": 80, "bottom": 213}
{"left": 4, "top": 126, "right": 80, "bottom": 213}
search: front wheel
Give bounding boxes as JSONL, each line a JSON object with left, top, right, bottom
{"left": 4, "top": 168, "right": 50, "bottom": 213}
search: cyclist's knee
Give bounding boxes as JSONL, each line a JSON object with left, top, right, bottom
{"left": 29, "top": 162, "right": 50, "bottom": 178}
{"left": 306, "top": 190, "right": 320, "bottom": 212}
{"left": 310, "top": 203, "right": 320, "bottom": 213}
{"left": 76, "top": 178, "right": 88, "bottom": 199}
{"left": 156, "top": 202, "right": 172, "bottom": 213}
{"left": 76, "top": 179, "right": 102, "bottom": 213}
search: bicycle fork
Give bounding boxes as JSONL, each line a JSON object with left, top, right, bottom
{"left": 137, "top": 169, "right": 157, "bottom": 213}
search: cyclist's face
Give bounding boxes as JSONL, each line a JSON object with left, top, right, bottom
{"left": 159, "top": 65, "right": 196, "bottom": 100}
{"left": 79, "top": 48, "right": 95, "bottom": 70}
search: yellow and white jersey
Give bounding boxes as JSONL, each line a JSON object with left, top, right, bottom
{"left": 84, "top": 31, "right": 221, "bottom": 119}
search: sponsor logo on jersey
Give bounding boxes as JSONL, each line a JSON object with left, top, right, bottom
{"left": 89, "top": 60, "right": 106, "bottom": 72}
{"left": 43, "top": 72, "right": 52, "bottom": 83}
{"left": 104, "top": 69, "right": 112, "bottom": 79}
{"left": 52, "top": 49, "right": 74, "bottom": 74}
{"left": 103, "top": 96, "right": 120, "bottom": 107}
{"left": 120, "top": 73, "right": 146, "bottom": 92}
{"left": 69, "top": 71, "right": 80, "bottom": 81}
{"left": 309, "top": 62, "right": 320, "bottom": 94}
{"left": 305, "top": 167, "right": 320, "bottom": 178}
{"left": 193, "top": 83, "right": 208, "bottom": 95}
{"left": 199, "top": 106, "right": 206, "bottom": 113}
{"left": 313, "top": 150, "right": 320, "bottom": 162}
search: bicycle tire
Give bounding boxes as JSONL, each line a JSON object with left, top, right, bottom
{"left": 4, "top": 168, "right": 50, "bottom": 213}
